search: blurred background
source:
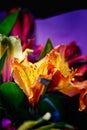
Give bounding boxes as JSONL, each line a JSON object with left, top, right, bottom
{"left": 0, "top": 0, "right": 87, "bottom": 54}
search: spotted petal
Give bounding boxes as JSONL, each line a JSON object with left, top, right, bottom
{"left": 11, "top": 58, "right": 52, "bottom": 106}
{"left": 11, "top": 46, "right": 70, "bottom": 105}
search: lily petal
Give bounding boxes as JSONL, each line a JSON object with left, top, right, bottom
{"left": 22, "top": 11, "right": 32, "bottom": 43}
{"left": 11, "top": 46, "right": 71, "bottom": 105}
{"left": 11, "top": 17, "right": 22, "bottom": 40}
{"left": 48, "top": 70, "right": 87, "bottom": 97}
{"left": 0, "top": 34, "right": 23, "bottom": 82}
{"left": 79, "top": 89, "right": 87, "bottom": 111}
{"left": 11, "top": 57, "right": 52, "bottom": 105}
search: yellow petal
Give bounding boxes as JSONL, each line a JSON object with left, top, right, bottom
{"left": 11, "top": 58, "right": 53, "bottom": 105}
{"left": 11, "top": 46, "right": 72, "bottom": 105}
{"left": 8, "top": 36, "right": 23, "bottom": 60}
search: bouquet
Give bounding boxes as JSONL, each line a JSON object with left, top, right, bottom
{"left": 0, "top": 8, "right": 87, "bottom": 130}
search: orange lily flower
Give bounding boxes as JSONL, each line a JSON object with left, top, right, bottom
{"left": 11, "top": 45, "right": 70, "bottom": 106}
{"left": 11, "top": 57, "right": 52, "bottom": 106}
{"left": 11, "top": 44, "right": 87, "bottom": 108}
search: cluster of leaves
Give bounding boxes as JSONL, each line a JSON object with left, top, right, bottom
{"left": 0, "top": 82, "right": 76, "bottom": 130}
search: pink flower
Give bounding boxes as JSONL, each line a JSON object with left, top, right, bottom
{"left": 10, "top": 8, "right": 35, "bottom": 51}
{"left": 10, "top": 8, "right": 43, "bottom": 62}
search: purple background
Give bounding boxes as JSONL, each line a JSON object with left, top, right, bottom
{"left": 0, "top": 9, "right": 87, "bottom": 55}
{"left": 35, "top": 9, "right": 87, "bottom": 54}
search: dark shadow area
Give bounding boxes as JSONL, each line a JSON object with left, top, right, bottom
{"left": 0, "top": 0, "right": 87, "bottom": 18}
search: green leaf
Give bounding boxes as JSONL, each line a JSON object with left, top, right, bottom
{"left": 0, "top": 74, "right": 2, "bottom": 85}
{"left": 18, "top": 119, "right": 75, "bottom": 130}
{"left": 0, "top": 9, "right": 20, "bottom": 35}
{"left": 0, "top": 47, "right": 8, "bottom": 74}
{"left": 34, "top": 123, "right": 59, "bottom": 130}
{"left": 0, "top": 82, "right": 26, "bottom": 108}
{"left": 0, "top": 98, "right": 7, "bottom": 119}
{"left": 17, "top": 120, "right": 38, "bottom": 130}
{"left": 38, "top": 38, "right": 53, "bottom": 60}
{"left": 52, "top": 122, "right": 75, "bottom": 130}
{"left": 35, "top": 122, "right": 75, "bottom": 130}
{"left": 0, "top": 82, "right": 30, "bottom": 126}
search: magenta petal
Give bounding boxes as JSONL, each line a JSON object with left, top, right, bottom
{"left": 68, "top": 55, "right": 87, "bottom": 66}
{"left": 1, "top": 118, "right": 16, "bottom": 130}
{"left": 1, "top": 118, "right": 11, "bottom": 128}
{"left": 22, "top": 11, "right": 33, "bottom": 43}
{"left": 28, "top": 45, "right": 44, "bottom": 62}
{"left": 65, "top": 41, "right": 81, "bottom": 59}
{"left": 8, "top": 8, "right": 22, "bottom": 39}
{"left": 22, "top": 37, "right": 35, "bottom": 51}
{"left": 33, "top": 44, "right": 44, "bottom": 54}
{"left": 2, "top": 58, "right": 12, "bottom": 82}
{"left": 11, "top": 17, "right": 22, "bottom": 40}
{"left": 76, "top": 64, "right": 87, "bottom": 74}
